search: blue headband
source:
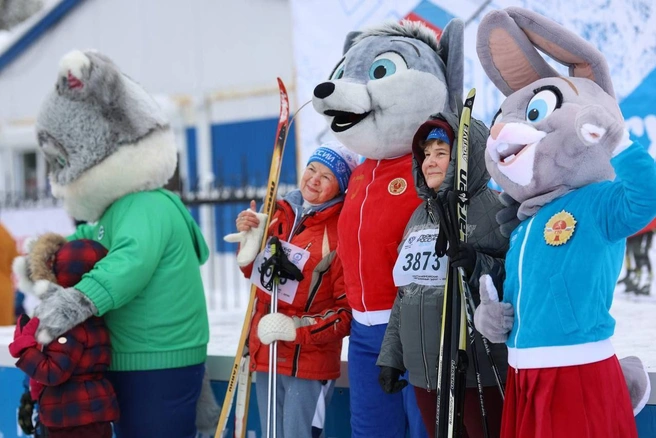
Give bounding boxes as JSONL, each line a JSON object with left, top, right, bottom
{"left": 307, "top": 146, "right": 353, "bottom": 193}
{"left": 426, "top": 127, "right": 451, "bottom": 145}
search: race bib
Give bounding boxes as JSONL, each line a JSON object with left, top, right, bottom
{"left": 393, "top": 228, "right": 448, "bottom": 287}
{"left": 250, "top": 238, "right": 311, "bottom": 304}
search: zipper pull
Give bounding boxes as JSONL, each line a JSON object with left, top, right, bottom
{"left": 304, "top": 242, "right": 312, "bottom": 251}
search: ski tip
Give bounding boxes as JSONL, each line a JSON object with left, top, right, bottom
{"left": 277, "top": 77, "right": 288, "bottom": 94}
{"left": 465, "top": 88, "right": 476, "bottom": 108}
{"left": 277, "top": 78, "right": 290, "bottom": 122}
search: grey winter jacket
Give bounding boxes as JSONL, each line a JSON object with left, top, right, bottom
{"left": 376, "top": 112, "right": 509, "bottom": 391}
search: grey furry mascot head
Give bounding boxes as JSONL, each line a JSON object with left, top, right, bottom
{"left": 36, "top": 50, "right": 177, "bottom": 222}
{"left": 312, "top": 19, "right": 464, "bottom": 159}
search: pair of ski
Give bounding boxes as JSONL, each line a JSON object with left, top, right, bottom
{"left": 434, "top": 89, "right": 505, "bottom": 438}
{"left": 214, "top": 78, "right": 291, "bottom": 438}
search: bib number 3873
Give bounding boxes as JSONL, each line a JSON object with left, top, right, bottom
{"left": 393, "top": 229, "right": 447, "bottom": 287}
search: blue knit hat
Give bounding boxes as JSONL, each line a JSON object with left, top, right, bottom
{"left": 307, "top": 142, "right": 359, "bottom": 193}
{"left": 426, "top": 127, "right": 451, "bottom": 145}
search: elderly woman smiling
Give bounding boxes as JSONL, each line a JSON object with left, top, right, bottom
{"left": 233, "top": 142, "right": 358, "bottom": 438}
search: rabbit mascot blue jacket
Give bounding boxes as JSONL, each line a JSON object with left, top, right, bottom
{"left": 473, "top": 8, "right": 656, "bottom": 438}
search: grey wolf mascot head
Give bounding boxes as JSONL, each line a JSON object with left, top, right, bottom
{"left": 312, "top": 19, "right": 464, "bottom": 159}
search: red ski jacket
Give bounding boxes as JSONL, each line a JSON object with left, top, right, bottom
{"left": 241, "top": 194, "right": 351, "bottom": 380}
{"left": 337, "top": 155, "right": 422, "bottom": 325}
{"left": 15, "top": 317, "right": 119, "bottom": 428}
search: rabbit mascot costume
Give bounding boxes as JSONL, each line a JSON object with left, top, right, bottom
{"left": 312, "top": 19, "right": 466, "bottom": 437}
{"left": 473, "top": 8, "right": 655, "bottom": 438}
{"left": 12, "top": 50, "right": 219, "bottom": 438}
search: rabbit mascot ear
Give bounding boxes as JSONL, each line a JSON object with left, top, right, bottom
{"left": 476, "top": 7, "right": 614, "bottom": 97}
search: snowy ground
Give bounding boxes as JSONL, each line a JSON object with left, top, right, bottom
{"left": 207, "top": 290, "right": 656, "bottom": 371}
{"left": 1, "top": 281, "right": 655, "bottom": 370}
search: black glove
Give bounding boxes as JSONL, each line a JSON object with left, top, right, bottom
{"left": 448, "top": 242, "right": 477, "bottom": 276}
{"left": 18, "top": 389, "right": 35, "bottom": 435}
{"left": 496, "top": 192, "right": 521, "bottom": 238}
{"left": 378, "top": 366, "right": 408, "bottom": 394}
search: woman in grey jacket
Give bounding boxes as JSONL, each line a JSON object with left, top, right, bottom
{"left": 376, "top": 112, "right": 509, "bottom": 438}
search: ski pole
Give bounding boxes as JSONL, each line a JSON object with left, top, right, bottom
{"left": 266, "top": 277, "right": 279, "bottom": 438}
{"left": 460, "top": 273, "right": 490, "bottom": 438}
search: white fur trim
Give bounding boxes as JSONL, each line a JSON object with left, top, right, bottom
{"left": 508, "top": 339, "right": 614, "bottom": 369}
{"left": 33, "top": 280, "right": 52, "bottom": 298}
{"left": 59, "top": 50, "right": 90, "bottom": 79}
{"left": 51, "top": 129, "right": 177, "bottom": 222}
{"left": 580, "top": 123, "right": 607, "bottom": 144}
{"left": 12, "top": 256, "right": 34, "bottom": 295}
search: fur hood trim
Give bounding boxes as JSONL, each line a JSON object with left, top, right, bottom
{"left": 29, "top": 233, "right": 67, "bottom": 285}
{"left": 51, "top": 129, "right": 177, "bottom": 222}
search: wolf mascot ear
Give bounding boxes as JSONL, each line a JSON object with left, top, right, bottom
{"left": 342, "top": 31, "right": 361, "bottom": 54}
{"left": 437, "top": 21, "right": 464, "bottom": 114}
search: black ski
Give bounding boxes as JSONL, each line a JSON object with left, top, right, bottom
{"left": 435, "top": 89, "right": 476, "bottom": 438}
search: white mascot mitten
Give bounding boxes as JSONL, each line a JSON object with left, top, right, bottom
{"left": 223, "top": 210, "right": 268, "bottom": 267}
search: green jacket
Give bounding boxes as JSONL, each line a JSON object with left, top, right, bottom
{"left": 70, "top": 189, "right": 210, "bottom": 371}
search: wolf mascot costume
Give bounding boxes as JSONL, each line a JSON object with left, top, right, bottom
{"left": 13, "top": 50, "right": 219, "bottom": 437}
{"left": 312, "top": 19, "right": 464, "bottom": 437}
{"left": 473, "top": 8, "right": 654, "bottom": 438}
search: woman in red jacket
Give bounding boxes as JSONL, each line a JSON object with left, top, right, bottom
{"left": 232, "top": 142, "right": 357, "bottom": 438}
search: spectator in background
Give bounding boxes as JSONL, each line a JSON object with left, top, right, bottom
{"left": 618, "top": 222, "right": 655, "bottom": 296}
{"left": 0, "top": 223, "right": 19, "bottom": 325}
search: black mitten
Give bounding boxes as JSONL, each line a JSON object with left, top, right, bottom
{"left": 378, "top": 366, "right": 408, "bottom": 394}
{"left": 448, "top": 243, "right": 477, "bottom": 276}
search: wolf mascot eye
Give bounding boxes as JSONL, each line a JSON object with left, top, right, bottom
{"left": 369, "top": 52, "right": 408, "bottom": 80}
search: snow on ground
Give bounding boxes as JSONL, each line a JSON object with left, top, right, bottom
{"left": 209, "top": 291, "right": 656, "bottom": 370}
{"left": 1, "top": 287, "right": 654, "bottom": 369}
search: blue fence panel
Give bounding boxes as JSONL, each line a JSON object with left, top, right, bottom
{"left": 211, "top": 117, "right": 297, "bottom": 252}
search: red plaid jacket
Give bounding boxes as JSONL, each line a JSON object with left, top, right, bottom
{"left": 15, "top": 317, "right": 119, "bottom": 428}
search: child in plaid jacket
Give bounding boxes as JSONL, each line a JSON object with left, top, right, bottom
{"left": 9, "top": 235, "right": 119, "bottom": 438}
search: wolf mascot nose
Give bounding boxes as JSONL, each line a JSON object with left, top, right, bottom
{"left": 314, "top": 82, "right": 335, "bottom": 99}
